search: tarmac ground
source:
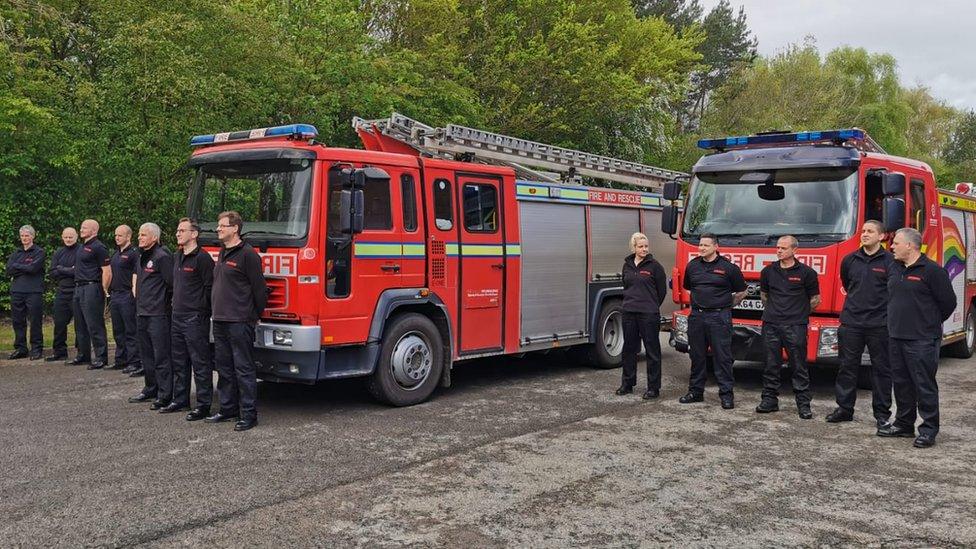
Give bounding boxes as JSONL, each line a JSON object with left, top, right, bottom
{"left": 1, "top": 336, "right": 975, "bottom": 547}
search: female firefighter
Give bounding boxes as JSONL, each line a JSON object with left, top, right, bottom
{"left": 616, "top": 232, "right": 668, "bottom": 399}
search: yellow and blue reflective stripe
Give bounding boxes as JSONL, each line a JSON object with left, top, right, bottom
{"left": 450, "top": 243, "right": 521, "bottom": 258}
{"left": 461, "top": 244, "right": 505, "bottom": 256}
{"left": 354, "top": 242, "right": 426, "bottom": 259}
{"left": 355, "top": 241, "right": 521, "bottom": 258}
{"left": 516, "top": 183, "right": 549, "bottom": 198}
{"left": 402, "top": 243, "right": 425, "bottom": 258}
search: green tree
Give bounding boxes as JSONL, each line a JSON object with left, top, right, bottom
{"left": 632, "top": 0, "right": 702, "bottom": 29}
{"left": 944, "top": 110, "right": 976, "bottom": 185}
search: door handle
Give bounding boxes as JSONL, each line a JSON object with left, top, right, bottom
{"left": 381, "top": 264, "right": 401, "bottom": 272}
{"left": 491, "top": 263, "right": 504, "bottom": 270}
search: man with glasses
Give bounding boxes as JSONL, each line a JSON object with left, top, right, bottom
{"left": 166, "top": 218, "right": 215, "bottom": 419}
{"left": 207, "top": 211, "right": 267, "bottom": 432}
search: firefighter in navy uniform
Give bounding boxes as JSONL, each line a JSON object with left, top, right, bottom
{"left": 47, "top": 227, "right": 79, "bottom": 362}
{"left": 6, "top": 225, "right": 46, "bottom": 360}
{"left": 166, "top": 218, "right": 215, "bottom": 420}
{"left": 108, "top": 225, "right": 141, "bottom": 373}
{"left": 826, "top": 220, "right": 894, "bottom": 427}
{"left": 756, "top": 235, "right": 821, "bottom": 419}
{"left": 615, "top": 232, "right": 668, "bottom": 399}
{"left": 207, "top": 211, "right": 267, "bottom": 432}
{"left": 679, "top": 233, "right": 747, "bottom": 409}
{"left": 127, "top": 223, "right": 174, "bottom": 409}
{"left": 72, "top": 219, "right": 111, "bottom": 368}
{"left": 877, "top": 228, "right": 955, "bottom": 448}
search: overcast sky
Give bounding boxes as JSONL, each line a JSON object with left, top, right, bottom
{"left": 700, "top": 0, "right": 976, "bottom": 111}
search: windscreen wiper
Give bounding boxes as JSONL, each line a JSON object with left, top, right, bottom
{"left": 242, "top": 230, "right": 299, "bottom": 237}
{"left": 795, "top": 233, "right": 847, "bottom": 242}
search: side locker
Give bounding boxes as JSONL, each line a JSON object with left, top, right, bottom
{"left": 589, "top": 206, "right": 639, "bottom": 280}
{"left": 518, "top": 200, "right": 587, "bottom": 344}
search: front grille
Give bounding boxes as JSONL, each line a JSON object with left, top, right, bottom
{"left": 265, "top": 278, "right": 287, "bottom": 309}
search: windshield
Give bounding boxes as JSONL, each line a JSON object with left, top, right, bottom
{"left": 189, "top": 158, "right": 312, "bottom": 243}
{"left": 682, "top": 167, "right": 858, "bottom": 243}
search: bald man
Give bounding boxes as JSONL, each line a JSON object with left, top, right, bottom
{"left": 71, "top": 219, "right": 111, "bottom": 368}
{"left": 46, "top": 227, "right": 80, "bottom": 361}
{"left": 108, "top": 225, "right": 141, "bottom": 372}
{"left": 756, "top": 235, "right": 821, "bottom": 419}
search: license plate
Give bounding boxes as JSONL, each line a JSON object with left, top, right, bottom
{"left": 735, "top": 299, "right": 764, "bottom": 311}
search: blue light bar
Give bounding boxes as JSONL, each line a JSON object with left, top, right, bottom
{"left": 190, "top": 124, "right": 318, "bottom": 147}
{"left": 697, "top": 129, "right": 866, "bottom": 150}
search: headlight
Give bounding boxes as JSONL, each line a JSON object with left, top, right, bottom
{"left": 673, "top": 314, "right": 688, "bottom": 344}
{"left": 272, "top": 329, "right": 293, "bottom": 346}
{"left": 818, "top": 327, "right": 838, "bottom": 358}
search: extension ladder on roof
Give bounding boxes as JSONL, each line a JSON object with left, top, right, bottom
{"left": 353, "top": 113, "right": 686, "bottom": 191}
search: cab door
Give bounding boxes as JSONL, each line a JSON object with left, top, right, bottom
{"left": 457, "top": 174, "right": 504, "bottom": 353}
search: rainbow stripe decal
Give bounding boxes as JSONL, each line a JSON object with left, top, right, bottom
{"left": 943, "top": 217, "right": 966, "bottom": 280}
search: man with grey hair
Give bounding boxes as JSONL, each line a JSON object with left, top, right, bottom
{"left": 878, "top": 227, "right": 954, "bottom": 448}
{"left": 72, "top": 219, "right": 111, "bottom": 368}
{"left": 47, "top": 227, "right": 80, "bottom": 361}
{"left": 6, "top": 225, "right": 46, "bottom": 360}
{"left": 128, "top": 222, "right": 173, "bottom": 408}
{"left": 756, "top": 235, "right": 821, "bottom": 418}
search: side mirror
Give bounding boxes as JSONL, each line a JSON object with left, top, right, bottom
{"left": 883, "top": 197, "right": 905, "bottom": 232}
{"left": 662, "top": 181, "right": 682, "bottom": 201}
{"left": 882, "top": 172, "right": 906, "bottom": 196}
{"left": 340, "top": 189, "right": 364, "bottom": 234}
{"left": 758, "top": 184, "right": 785, "bottom": 201}
{"left": 661, "top": 205, "right": 679, "bottom": 235}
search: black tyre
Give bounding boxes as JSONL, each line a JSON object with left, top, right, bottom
{"left": 943, "top": 307, "right": 976, "bottom": 359}
{"left": 586, "top": 300, "right": 625, "bottom": 369}
{"left": 366, "top": 313, "right": 445, "bottom": 406}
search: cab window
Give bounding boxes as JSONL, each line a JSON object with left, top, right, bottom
{"left": 909, "top": 179, "right": 925, "bottom": 233}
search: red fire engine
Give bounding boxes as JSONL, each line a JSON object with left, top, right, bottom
{"left": 661, "top": 129, "right": 976, "bottom": 377}
{"left": 185, "top": 114, "right": 683, "bottom": 405}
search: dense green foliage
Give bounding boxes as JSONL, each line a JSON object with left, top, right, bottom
{"left": 1, "top": 0, "right": 973, "bottom": 311}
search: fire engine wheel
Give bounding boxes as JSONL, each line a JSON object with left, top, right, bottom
{"left": 944, "top": 307, "right": 976, "bottom": 359}
{"left": 587, "top": 300, "right": 624, "bottom": 369}
{"left": 367, "top": 313, "right": 444, "bottom": 406}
